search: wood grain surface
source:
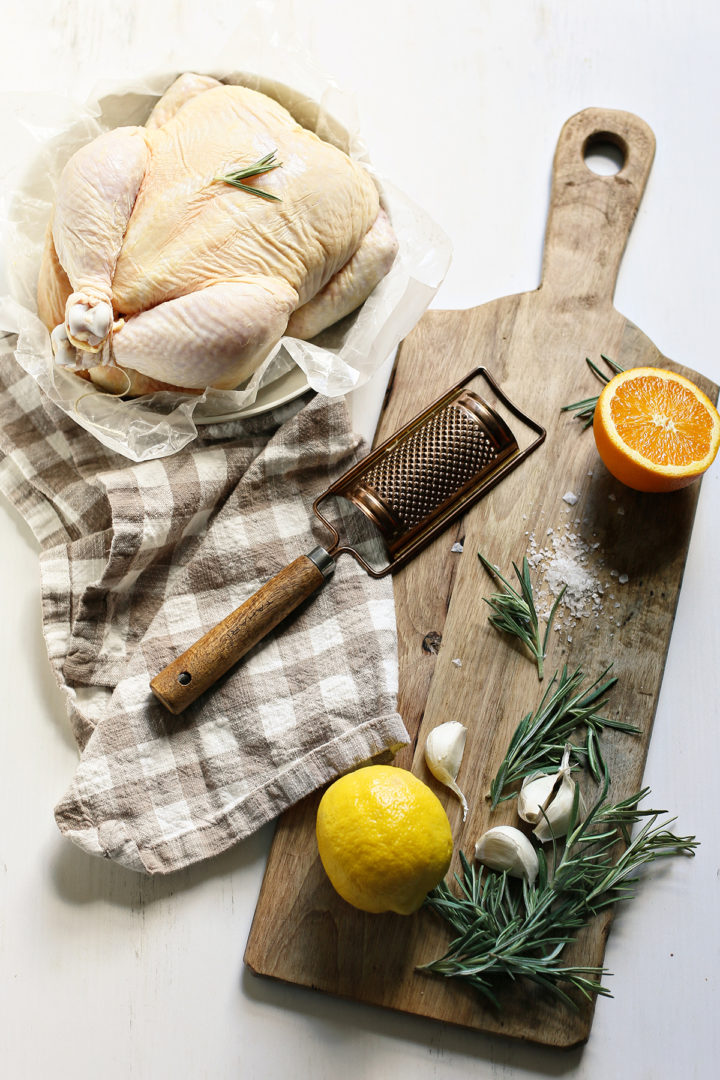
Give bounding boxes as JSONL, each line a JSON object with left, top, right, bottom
{"left": 244, "top": 108, "right": 718, "bottom": 1047}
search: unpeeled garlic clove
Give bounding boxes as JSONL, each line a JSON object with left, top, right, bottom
{"left": 424, "top": 721, "right": 469, "bottom": 821}
{"left": 474, "top": 825, "right": 539, "bottom": 883}
{"left": 517, "top": 771, "right": 557, "bottom": 825}
{"left": 518, "top": 746, "right": 585, "bottom": 843}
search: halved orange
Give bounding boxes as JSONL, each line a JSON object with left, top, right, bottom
{"left": 593, "top": 367, "right": 720, "bottom": 492}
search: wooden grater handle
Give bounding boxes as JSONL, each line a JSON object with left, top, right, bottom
{"left": 540, "top": 107, "right": 656, "bottom": 304}
{"left": 150, "top": 549, "right": 335, "bottom": 714}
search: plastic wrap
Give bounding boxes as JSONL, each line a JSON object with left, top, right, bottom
{"left": 0, "top": 29, "right": 451, "bottom": 461}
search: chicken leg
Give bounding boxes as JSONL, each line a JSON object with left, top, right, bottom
{"left": 104, "top": 277, "right": 298, "bottom": 391}
{"left": 286, "top": 208, "right": 398, "bottom": 340}
{"left": 52, "top": 126, "right": 149, "bottom": 351}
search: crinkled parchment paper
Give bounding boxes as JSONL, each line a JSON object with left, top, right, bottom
{"left": 0, "top": 30, "right": 451, "bottom": 461}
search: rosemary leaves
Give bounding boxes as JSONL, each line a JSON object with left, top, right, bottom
{"left": 421, "top": 782, "right": 698, "bottom": 1008}
{"left": 215, "top": 149, "right": 283, "bottom": 201}
{"left": 488, "top": 664, "right": 638, "bottom": 807}
{"left": 478, "top": 553, "right": 565, "bottom": 679}
{"left": 562, "top": 354, "right": 625, "bottom": 427}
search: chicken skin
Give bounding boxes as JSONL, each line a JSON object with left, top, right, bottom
{"left": 37, "top": 73, "right": 398, "bottom": 395}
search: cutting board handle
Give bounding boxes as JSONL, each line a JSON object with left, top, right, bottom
{"left": 540, "top": 107, "right": 656, "bottom": 304}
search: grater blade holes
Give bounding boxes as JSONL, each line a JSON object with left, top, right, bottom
{"left": 362, "top": 401, "right": 501, "bottom": 530}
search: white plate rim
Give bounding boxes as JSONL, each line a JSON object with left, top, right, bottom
{"left": 193, "top": 363, "right": 312, "bottom": 424}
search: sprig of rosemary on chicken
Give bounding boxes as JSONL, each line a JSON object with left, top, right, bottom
{"left": 215, "top": 149, "right": 283, "bottom": 201}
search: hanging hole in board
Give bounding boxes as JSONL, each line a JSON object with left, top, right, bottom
{"left": 583, "top": 131, "right": 627, "bottom": 176}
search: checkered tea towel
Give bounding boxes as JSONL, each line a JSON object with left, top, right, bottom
{"left": 0, "top": 344, "right": 409, "bottom": 873}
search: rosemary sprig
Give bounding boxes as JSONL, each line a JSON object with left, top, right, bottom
{"left": 488, "top": 664, "right": 639, "bottom": 807}
{"left": 420, "top": 782, "right": 698, "bottom": 1008}
{"left": 215, "top": 149, "right": 283, "bottom": 201}
{"left": 478, "top": 553, "right": 565, "bottom": 680}
{"left": 562, "top": 354, "right": 625, "bottom": 427}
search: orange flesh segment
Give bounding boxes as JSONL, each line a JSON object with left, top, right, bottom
{"left": 609, "top": 374, "right": 715, "bottom": 466}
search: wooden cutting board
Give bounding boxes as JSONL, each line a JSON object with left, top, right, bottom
{"left": 244, "top": 108, "right": 717, "bottom": 1047}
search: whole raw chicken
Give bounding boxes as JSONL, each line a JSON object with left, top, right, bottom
{"left": 37, "top": 73, "right": 398, "bottom": 395}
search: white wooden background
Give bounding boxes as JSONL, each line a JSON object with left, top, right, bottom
{"left": 1, "top": 2, "right": 718, "bottom": 1077}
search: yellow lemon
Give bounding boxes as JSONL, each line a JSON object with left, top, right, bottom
{"left": 316, "top": 764, "right": 453, "bottom": 915}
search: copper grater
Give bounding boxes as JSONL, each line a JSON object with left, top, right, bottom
{"left": 151, "top": 367, "right": 545, "bottom": 713}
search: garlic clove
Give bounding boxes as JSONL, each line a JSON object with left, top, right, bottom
{"left": 517, "top": 771, "right": 557, "bottom": 825}
{"left": 474, "top": 825, "right": 539, "bottom": 883}
{"left": 518, "top": 746, "right": 585, "bottom": 843}
{"left": 533, "top": 782, "right": 586, "bottom": 843}
{"left": 424, "top": 721, "right": 469, "bottom": 821}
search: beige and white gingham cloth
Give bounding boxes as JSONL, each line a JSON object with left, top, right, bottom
{"left": 0, "top": 343, "right": 409, "bottom": 873}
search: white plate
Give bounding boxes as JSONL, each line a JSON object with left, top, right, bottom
{"left": 194, "top": 363, "right": 311, "bottom": 424}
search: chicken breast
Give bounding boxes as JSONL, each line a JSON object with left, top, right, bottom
{"left": 37, "top": 73, "right": 398, "bottom": 394}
